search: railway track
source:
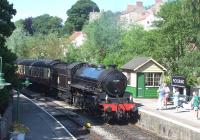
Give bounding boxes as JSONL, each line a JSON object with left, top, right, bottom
{"left": 23, "top": 89, "right": 166, "bottom": 140}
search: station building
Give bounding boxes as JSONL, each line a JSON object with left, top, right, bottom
{"left": 122, "top": 57, "right": 167, "bottom": 98}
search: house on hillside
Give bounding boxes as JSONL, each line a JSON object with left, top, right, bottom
{"left": 122, "top": 57, "right": 167, "bottom": 98}
{"left": 119, "top": 0, "right": 164, "bottom": 30}
{"left": 68, "top": 31, "right": 86, "bottom": 48}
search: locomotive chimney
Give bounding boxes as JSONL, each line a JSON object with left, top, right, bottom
{"left": 108, "top": 64, "right": 117, "bottom": 69}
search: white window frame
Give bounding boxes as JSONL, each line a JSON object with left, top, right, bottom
{"left": 145, "top": 73, "right": 162, "bottom": 87}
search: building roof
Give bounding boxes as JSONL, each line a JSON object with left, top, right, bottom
{"left": 68, "top": 31, "right": 83, "bottom": 42}
{"left": 121, "top": 57, "right": 167, "bottom": 71}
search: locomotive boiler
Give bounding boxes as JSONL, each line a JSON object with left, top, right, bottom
{"left": 16, "top": 59, "right": 137, "bottom": 121}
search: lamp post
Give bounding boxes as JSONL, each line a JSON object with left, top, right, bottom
{"left": 0, "top": 57, "right": 11, "bottom": 90}
{"left": 16, "top": 77, "right": 31, "bottom": 123}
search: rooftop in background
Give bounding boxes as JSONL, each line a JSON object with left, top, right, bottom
{"left": 68, "top": 31, "right": 86, "bottom": 48}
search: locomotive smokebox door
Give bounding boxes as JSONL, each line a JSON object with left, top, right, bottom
{"left": 103, "top": 71, "right": 127, "bottom": 97}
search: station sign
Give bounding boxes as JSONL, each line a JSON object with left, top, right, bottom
{"left": 171, "top": 76, "right": 186, "bottom": 87}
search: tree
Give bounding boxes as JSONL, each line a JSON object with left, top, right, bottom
{"left": 26, "top": 33, "right": 65, "bottom": 59}
{"left": 152, "top": 0, "right": 200, "bottom": 86}
{"left": 80, "top": 11, "right": 121, "bottom": 64}
{"left": 0, "top": 0, "right": 16, "bottom": 46}
{"left": 154, "top": 0, "right": 191, "bottom": 74}
{"left": 119, "top": 26, "right": 148, "bottom": 65}
{"left": 21, "top": 14, "right": 63, "bottom": 35}
{"left": 0, "top": 0, "right": 17, "bottom": 113}
{"left": 32, "top": 14, "right": 63, "bottom": 35}
{"left": 0, "top": 0, "right": 17, "bottom": 83}
{"left": 183, "top": 0, "right": 200, "bottom": 26}
{"left": 7, "top": 32, "right": 67, "bottom": 59}
{"left": 182, "top": 0, "right": 200, "bottom": 47}
{"left": 65, "top": 0, "right": 99, "bottom": 33}
{"left": 23, "top": 17, "right": 34, "bottom": 35}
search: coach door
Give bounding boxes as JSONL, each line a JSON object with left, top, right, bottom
{"left": 137, "top": 73, "right": 145, "bottom": 97}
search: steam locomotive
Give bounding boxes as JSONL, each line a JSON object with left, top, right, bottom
{"left": 16, "top": 59, "right": 137, "bottom": 121}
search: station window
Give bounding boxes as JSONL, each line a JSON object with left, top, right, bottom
{"left": 145, "top": 73, "right": 162, "bottom": 86}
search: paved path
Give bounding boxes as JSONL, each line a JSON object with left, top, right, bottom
{"left": 12, "top": 94, "right": 76, "bottom": 140}
{"left": 134, "top": 98, "right": 200, "bottom": 132}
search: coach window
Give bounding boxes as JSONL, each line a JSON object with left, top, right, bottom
{"left": 145, "top": 73, "right": 161, "bottom": 87}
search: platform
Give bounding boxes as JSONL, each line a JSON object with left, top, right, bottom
{"left": 134, "top": 98, "right": 200, "bottom": 140}
{"left": 12, "top": 94, "right": 76, "bottom": 140}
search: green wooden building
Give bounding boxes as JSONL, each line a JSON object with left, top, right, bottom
{"left": 122, "top": 57, "right": 167, "bottom": 98}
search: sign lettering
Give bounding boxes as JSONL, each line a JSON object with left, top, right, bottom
{"left": 172, "top": 76, "right": 186, "bottom": 87}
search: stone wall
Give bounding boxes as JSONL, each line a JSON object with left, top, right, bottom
{"left": 0, "top": 103, "right": 12, "bottom": 140}
{"left": 136, "top": 109, "right": 200, "bottom": 140}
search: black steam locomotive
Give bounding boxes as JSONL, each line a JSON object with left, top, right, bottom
{"left": 16, "top": 59, "right": 137, "bottom": 121}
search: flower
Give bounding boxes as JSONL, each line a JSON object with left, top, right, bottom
{"left": 12, "top": 122, "right": 29, "bottom": 133}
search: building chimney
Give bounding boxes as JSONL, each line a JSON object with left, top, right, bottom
{"left": 155, "top": 0, "right": 162, "bottom": 3}
{"left": 136, "top": 1, "right": 143, "bottom": 7}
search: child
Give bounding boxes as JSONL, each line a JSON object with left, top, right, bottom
{"left": 192, "top": 92, "right": 199, "bottom": 119}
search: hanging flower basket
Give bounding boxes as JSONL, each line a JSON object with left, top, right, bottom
{"left": 10, "top": 122, "right": 29, "bottom": 140}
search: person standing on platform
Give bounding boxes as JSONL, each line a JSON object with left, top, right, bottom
{"left": 173, "top": 87, "right": 180, "bottom": 112}
{"left": 156, "top": 83, "right": 165, "bottom": 110}
{"left": 163, "top": 83, "right": 170, "bottom": 109}
{"left": 192, "top": 91, "right": 199, "bottom": 119}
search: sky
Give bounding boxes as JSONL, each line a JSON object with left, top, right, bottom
{"left": 8, "top": 0, "right": 157, "bottom": 22}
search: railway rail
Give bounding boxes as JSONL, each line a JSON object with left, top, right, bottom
{"left": 23, "top": 89, "right": 166, "bottom": 140}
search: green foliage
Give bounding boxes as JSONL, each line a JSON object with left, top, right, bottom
{"left": 23, "top": 17, "right": 34, "bottom": 35}
{"left": 12, "top": 122, "right": 29, "bottom": 133}
{"left": 76, "top": 11, "right": 121, "bottom": 64}
{"left": 182, "top": 0, "right": 200, "bottom": 47}
{"left": 155, "top": 0, "right": 200, "bottom": 85}
{"left": 119, "top": 26, "right": 148, "bottom": 63}
{"left": 7, "top": 32, "right": 66, "bottom": 59}
{"left": 6, "top": 26, "right": 28, "bottom": 57}
{"left": 64, "top": 45, "right": 80, "bottom": 62}
{"left": 183, "top": 0, "right": 200, "bottom": 27}
{"left": 0, "top": 0, "right": 17, "bottom": 85}
{"left": 0, "top": 89, "right": 10, "bottom": 114}
{"left": 0, "top": 0, "right": 17, "bottom": 113}
{"left": 65, "top": 0, "right": 99, "bottom": 33}
{"left": 32, "top": 14, "right": 63, "bottom": 35}
{"left": 21, "top": 14, "right": 63, "bottom": 35}
{"left": 0, "top": 0, "right": 16, "bottom": 38}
